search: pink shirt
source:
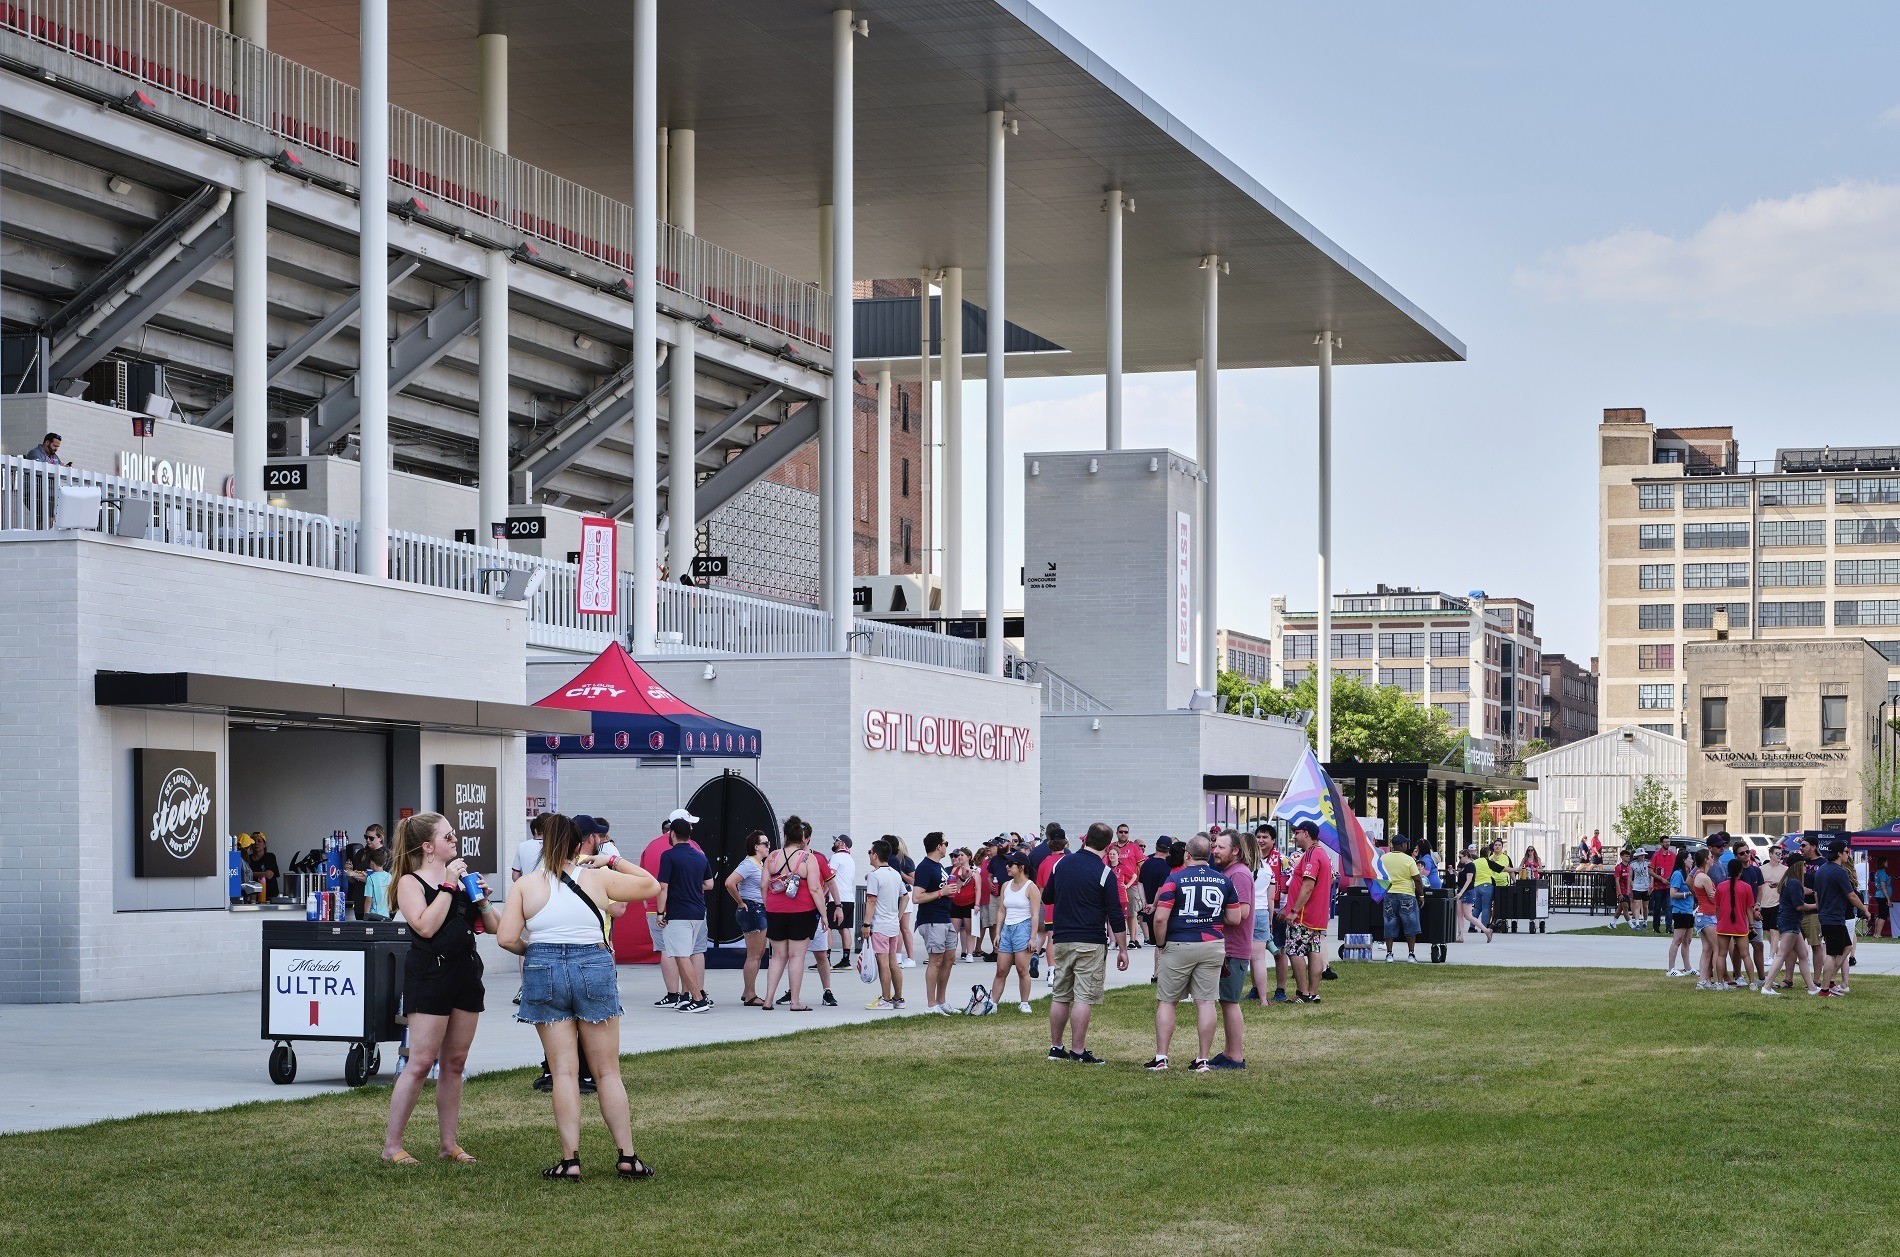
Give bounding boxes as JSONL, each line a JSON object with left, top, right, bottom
{"left": 1289, "top": 844, "right": 1334, "bottom": 930}
{"left": 1221, "top": 863, "right": 1255, "bottom": 959}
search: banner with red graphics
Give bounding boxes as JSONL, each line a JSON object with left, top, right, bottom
{"left": 577, "top": 516, "right": 617, "bottom": 616}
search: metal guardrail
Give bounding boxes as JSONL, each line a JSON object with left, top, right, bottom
{"left": 1005, "top": 654, "right": 1112, "bottom": 712}
{"left": 852, "top": 618, "right": 984, "bottom": 672}
{"left": 657, "top": 579, "right": 830, "bottom": 656}
{"left": 3, "top": 0, "right": 832, "bottom": 349}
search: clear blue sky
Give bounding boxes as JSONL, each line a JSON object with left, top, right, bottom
{"left": 956, "top": 0, "right": 1900, "bottom": 663}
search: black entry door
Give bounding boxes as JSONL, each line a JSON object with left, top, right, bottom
{"left": 686, "top": 772, "right": 778, "bottom": 945}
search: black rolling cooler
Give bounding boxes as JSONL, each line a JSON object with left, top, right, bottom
{"left": 261, "top": 920, "right": 410, "bottom": 1086}
{"left": 1419, "top": 889, "right": 1457, "bottom": 962}
{"left": 1491, "top": 878, "right": 1551, "bottom": 933}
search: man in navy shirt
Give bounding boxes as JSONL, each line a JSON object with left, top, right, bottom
{"left": 1040, "top": 822, "right": 1129, "bottom": 1064}
{"left": 656, "top": 818, "right": 714, "bottom": 1012}
{"left": 1144, "top": 836, "right": 1241, "bottom": 1072}
{"left": 1814, "top": 841, "right": 1866, "bottom": 996}
{"left": 911, "top": 832, "right": 961, "bottom": 1014}
{"left": 1137, "top": 839, "right": 1172, "bottom": 948}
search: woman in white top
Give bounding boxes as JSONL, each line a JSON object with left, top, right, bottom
{"left": 724, "top": 831, "right": 771, "bottom": 1007}
{"left": 498, "top": 814, "right": 659, "bottom": 1182}
{"left": 986, "top": 852, "right": 1043, "bottom": 1012}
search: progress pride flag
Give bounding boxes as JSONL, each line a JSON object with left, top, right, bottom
{"left": 577, "top": 516, "right": 617, "bottom": 616}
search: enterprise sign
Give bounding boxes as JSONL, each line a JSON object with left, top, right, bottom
{"left": 863, "top": 709, "right": 1032, "bottom": 762}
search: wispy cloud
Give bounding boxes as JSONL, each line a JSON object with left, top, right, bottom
{"left": 1881, "top": 104, "right": 1900, "bottom": 126}
{"left": 1515, "top": 181, "right": 1900, "bottom": 325}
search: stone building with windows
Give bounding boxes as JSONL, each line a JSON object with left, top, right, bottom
{"left": 1540, "top": 652, "right": 1599, "bottom": 747}
{"left": 1684, "top": 638, "right": 1890, "bottom": 837}
{"left": 1216, "top": 627, "right": 1272, "bottom": 684}
{"left": 1599, "top": 408, "right": 1900, "bottom": 738}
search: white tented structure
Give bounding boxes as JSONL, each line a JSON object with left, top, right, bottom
{"left": 1526, "top": 726, "right": 1687, "bottom": 856}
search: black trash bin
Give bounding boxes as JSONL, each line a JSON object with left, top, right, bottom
{"left": 1335, "top": 886, "right": 1380, "bottom": 944}
{"left": 261, "top": 919, "right": 410, "bottom": 1086}
{"left": 1491, "top": 878, "right": 1550, "bottom": 933}
{"left": 1419, "top": 889, "right": 1457, "bottom": 961}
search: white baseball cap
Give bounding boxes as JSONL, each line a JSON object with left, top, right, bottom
{"left": 665, "top": 807, "right": 699, "bottom": 825}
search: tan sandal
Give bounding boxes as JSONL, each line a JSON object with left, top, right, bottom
{"left": 439, "top": 1145, "right": 478, "bottom": 1164}
{"left": 381, "top": 1149, "right": 419, "bottom": 1166}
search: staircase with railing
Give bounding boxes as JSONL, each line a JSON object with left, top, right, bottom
{"left": 1, "top": 0, "right": 830, "bottom": 350}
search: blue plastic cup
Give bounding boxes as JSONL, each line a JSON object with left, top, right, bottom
{"left": 461, "top": 873, "right": 486, "bottom": 903}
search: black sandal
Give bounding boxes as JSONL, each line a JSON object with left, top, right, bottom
{"left": 617, "top": 1149, "right": 655, "bottom": 1180}
{"left": 542, "top": 1156, "right": 581, "bottom": 1182}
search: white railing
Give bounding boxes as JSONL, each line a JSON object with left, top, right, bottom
{"left": 656, "top": 579, "right": 831, "bottom": 655}
{"left": 851, "top": 617, "right": 985, "bottom": 672}
{"left": 3, "top": 0, "right": 831, "bottom": 349}
{"left": 1003, "top": 652, "right": 1112, "bottom": 712}
{"left": 0, "top": 453, "right": 354, "bottom": 568}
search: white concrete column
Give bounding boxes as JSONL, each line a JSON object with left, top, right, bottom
{"left": 983, "top": 109, "right": 1007, "bottom": 675}
{"left": 825, "top": 10, "right": 859, "bottom": 653}
{"left": 231, "top": 157, "right": 268, "bottom": 502}
{"left": 629, "top": 0, "right": 659, "bottom": 650}
{"left": 1317, "top": 330, "right": 1336, "bottom": 761}
{"left": 876, "top": 366, "right": 892, "bottom": 576}
{"left": 941, "top": 265, "right": 963, "bottom": 615}
{"left": 1105, "top": 188, "right": 1124, "bottom": 450}
{"left": 918, "top": 269, "right": 934, "bottom": 592}
{"left": 1199, "top": 255, "right": 1220, "bottom": 693}
{"left": 667, "top": 128, "right": 697, "bottom": 582}
{"left": 231, "top": 0, "right": 266, "bottom": 44}
{"left": 356, "top": 0, "right": 389, "bottom": 577}
{"left": 817, "top": 203, "right": 836, "bottom": 621}
{"left": 476, "top": 32, "right": 509, "bottom": 547}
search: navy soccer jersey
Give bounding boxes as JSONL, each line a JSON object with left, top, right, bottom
{"left": 1154, "top": 866, "right": 1235, "bottom": 943}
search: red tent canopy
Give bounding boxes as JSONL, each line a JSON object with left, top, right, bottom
{"left": 531, "top": 643, "right": 761, "bottom": 758}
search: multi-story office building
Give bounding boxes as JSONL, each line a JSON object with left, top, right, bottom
{"left": 1597, "top": 408, "right": 1900, "bottom": 736}
{"left": 1539, "top": 653, "right": 1599, "bottom": 747}
{"left": 1269, "top": 585, "right": 1543, "bottom": 759}
{"left": 1216, "top": 628, "right": 1272, "bottom": 684}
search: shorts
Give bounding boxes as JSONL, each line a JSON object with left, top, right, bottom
{"left": 1382, "top": 893, "right": 1421, "bottom": 941}
{"left": 869, "top": 931, "right": 901, "bottom": 954}
{"left": 661, "top": 917, "right": 709, "bottom": 958}
{"left": 920, "top": 921, "right": 959, "bottom": 955}
{"left": 981, "top": 900, "right": 999, "bottom": 928}
{"left": 1458, "top": 889, "right": 1477, "bottom": 906}
{"left": 950, "top": 904, "right": 973, "bottom": 921}
{"left": 1050, "top": 942, "right": 1108, "bottom": 1006}
{"left": 1693, "top": 912, "right": 1717, "bottom": 932}
{"left": 1286, "top": 923, "right": 1326, "bottom": 959}
{"left": 1801, "top": 915, "right": 1822, "bottom": 945}
{"left": 1272, "top": 917, "right": 1288, "bottom": 951}
{"left": 998, "top": 919, "right": 1032, "bottom": 954}
{"left": 1822, "top": 922, "right": 1852, "bottom": 956}
{"left": 1617, "top": 893, "right": 1632, "bottom": 907}
{"left": 403, "top": 949, "right": 485, "bottom": 1018}
{"left": 1252, "top": 911, "right": 1275, "bottom": 943}
{"left": 737, "top": 900, "right": 767, "bottom": 935}
{"left": 1219, "top": 955, "right": 1249, "bottom": 1003}
{"left": 1671, "top": 912, "right": 1694, "bottom": 931}
{"left": 767, "top": 909, "right": 819, "bottom": 942}
{"left": 515, "top": 942, "right": 621, "bottom": 1025}
{"left": 1155, "top": 940, "right": 1223, "bottom": 1003}
{"left": 831, "top": 902, "right": 856, "bottom": 929}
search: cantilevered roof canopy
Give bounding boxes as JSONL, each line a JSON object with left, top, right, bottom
{"left": 231, "top": 0, "right": 1465, "bottom": 377}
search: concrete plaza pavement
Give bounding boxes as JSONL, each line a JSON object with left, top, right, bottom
{"left": 4, "top": 917, "right": 1894, "bottom": 1134}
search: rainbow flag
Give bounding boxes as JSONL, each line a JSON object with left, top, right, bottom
{"left": 1272, "top": 748, "right": 1386, "bottom": 898}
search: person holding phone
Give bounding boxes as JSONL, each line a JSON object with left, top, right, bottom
{"left": 381, "top": 811, "right": 499, "bottom": 1166}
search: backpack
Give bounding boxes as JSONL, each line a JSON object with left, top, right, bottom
{"left": 963, "top": 983, "right": 996, "bottom": 1015}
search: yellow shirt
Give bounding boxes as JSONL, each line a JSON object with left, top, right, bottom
{"left": 1381, "top": 852, "right": 1421, "bottom": 896}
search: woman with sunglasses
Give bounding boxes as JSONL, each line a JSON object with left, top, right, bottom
{"left": 381, "top": 811, "right": 499, "bottom": 1166}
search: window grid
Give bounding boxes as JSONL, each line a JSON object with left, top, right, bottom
{"left": 1430, "top": 666, "right": 1470, "bottom": 692}
{"left": 1638, "top": 564, "right": 1674, "bottom": 590}
{"left": 1684, "top": 522, "right": 1749, "bottom": 549}
{"left": 1434, "top": 701, "right": 1469, "bottom": 725}
{"left": 1836, "top": 476, "right": 1900, "bottom": 504}
{"left": 1430, "top": 630, "right": 1470, "bottom": 656}
{"left": 1684, "top": 481, "right": 1750, "bottom": 509}
{"left": 1639, "top": 524, "right": 1675, "bottom": 550}
{"left": 1837, "top": 518, "right": 1900, "bottom": 546}
{"left": 1638, "top": 644, "right": 1674, "bottom": 670}
{"left": 1331, "top": 632, "right": 1374, "bottom": 659}
{"left": 1638, "top": 604, "right": 1675, "bottom": 631}
{"left": 1837, "top": 559, "right": 1900, "bottom": 586}
{"left": 1684, "top": 562, "right": 1749, "bottom": 589}
{"left": 1701, "top": 697, "right": 1727, "bottom": 748}
{"left": 1382, "top": 667, "right": 1423, "bottom": 694}
{"left": 1758, "top": 601, "right": 1825, "bottom": 628}
{"left": 1760, "top": 479, "right": 1824, "bottom": 506}
{"left": 1684, "top": 602, "right": 1749, "bottom": 629}
{"left": 1760, "top": 561, "right": 1825, "bottom": 587}
{"left": 1760, "top": 519, "right": 1825, "bottom": 547}
{"left": 1283, "top": 634, "right": 1316, "bottom": 660}
{"left": 1836, "top": 600, "right": 1900, "bottom": 627}
{"left": 1638, "top": 484, "right": 1675, "bottom": 510}
{"left": 1638, "top": 684, "right": 1674, "bottom": 710}
{"left": 1378, "top": 631, "right": 1426, "bottom": 658}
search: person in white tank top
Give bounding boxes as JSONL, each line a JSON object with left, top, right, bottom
{"left": 987, "top": 854, "right": 1043, "bottom": 1011}
{"left": 497, "top": 815, "right": 660, "bottom": 1182}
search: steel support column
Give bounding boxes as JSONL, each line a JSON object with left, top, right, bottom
{"left": 825, "top": 11, "right": 859, "bottom": 653}
{"left": 304, "top": 285, "right": 481, "bottom": 450}
{"left": 1317, "top": 331, "right": 1336, "bottom": 759}
{"left": 357, "top": 0, "right": 390, "bottom": 577}
{"left": 629, "top": 0, "right": 659, "bottom": 650}
{"left": 668, "top": 128, "right": 697, "bottom": 582}
{"left": 1199, "top": 256, "right": 1220, "bottom": 692}
{"left": 918, "top": 268, "right": 934, "bottom": 594}
{"left": 476, "top": 30, "right": 509, "bottom": 547}
{"left": 941, "top": 264, "right": 964, "bottom": 615}
{"left": 1105, "top": 188, "right": 1124, "bottom": 450}
{"left": 983, "top": 109, "right": 1007, "bottom": 675}
{"left": 603, "top": 381, "right": 781, "bottom": 521}
{"left": 231, "top": 158, "right": 268, "bottom": 501}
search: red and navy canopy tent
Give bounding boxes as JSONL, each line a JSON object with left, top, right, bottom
{"left": 531, "top": 643, "right": 761, "bottom": 760}
{"left": 1849, "top": 819, "right": 1900, "bottom": 851}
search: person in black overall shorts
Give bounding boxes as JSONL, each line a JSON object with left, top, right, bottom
{"left": 380, "top": 811, "right": 500, "bottom": 1166}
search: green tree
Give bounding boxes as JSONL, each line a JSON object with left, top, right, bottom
{"left": 1863, "top": 759, "right": 1900, "bottom": 830}
{"left": 1613, "top": 774, "right": 1678, "bottom": 853}
{"left": 1218, "top": 670, "right": 1461, "bottom": 763}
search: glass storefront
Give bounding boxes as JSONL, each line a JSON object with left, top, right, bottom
{"left": 1204, "top": 791, "right": 1278, "bottom": 833}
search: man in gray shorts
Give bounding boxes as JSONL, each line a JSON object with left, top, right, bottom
{"left": 1144, "top": 835, "right": 1240, "bottom": 1072}
{"left": 911, "top": 832, "right": 963, "bottom": 1015}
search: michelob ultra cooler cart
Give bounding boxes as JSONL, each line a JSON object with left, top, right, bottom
{"left": 260, "top": 920, "right": 410, "bottom": 1086}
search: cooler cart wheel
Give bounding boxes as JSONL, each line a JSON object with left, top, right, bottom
{"left": 344, "top": 1042, "right": 371, "bottom": 1088}
{"left": 1538, "top": 921, "right": 1547, "bottom": 934}
{"left": 268, "top": 1042, "right": 297, "bottom": 1085}
{"left": 368, "top": 1046, "right": 384, "bottom": 1076}
{"left": 1431, "top": 944, "right": 1446, "bottom": 963}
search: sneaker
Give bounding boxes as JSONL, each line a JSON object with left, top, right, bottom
{"left": 687, "top": 997, "right": 713, "bottom": 1013}
{"left": 1189, "top": 1058, "right": 1213, "bottom": 1073}
{"left": 1404, "top": 954, "right": 1421, "bottom": 964}
{"left": 1143, "top": 1055, "right": 1169, "bottom": 1071}
{"left": 1320, "top": 967, "right": 1338, "bottom": 981}
{"left": 1029, "top": 956, "right": 1040, "bottom": 978}
{"left": 890, "top": 997, "right": 906, "bottom": 1008}
{"left": 1383, "top": 952, "right": 1396, "bottom": 962}
{"left": 896, "top": 956, "right": 916, "bottom": 969}
{"left": 866, "top": 998, "right": 895, "bottom": 1010}
{"left": 1695, "top": 981, "right": 1712, "bottom": 990}
{"left": 1270, "top": 989, "right": 1289, "bottom": 1004}
{"left": 675, "top": 995, "right": 696, "bottom": 1011}
{"left": 1243, "top": 988, "right": 1260, "bottom": 1003}
{"left": 1018, "top": 1001, "right": 1032, "bottom": 1013}
{"left": 1046, "top": 1046, "right": 1069, "bottom": 1062}
{"left": 934, "top": 1004, "right": 958, "bottom": 1016}
{"left": 1807, "top": 986, "right": 1825, "bottom": 996}
{"left": 654, "top": 992, "right": 683, "bottom": 1008}
{"left": 1070, "top": 1050, "right": 1106, "bottom": 1065}
{"left": 822, "top": 990, "right": 838, "bottom": 1008}
{"left": 1209, "top": 1055, "right": 1247, "bottom": 1070}
{"left": 1759, "top": 985, "right": 1780, "bottom": 997}
{"left": 776, "top": 992, "right": 792, "bottom": 1005}
{"left": 1836, "top": 984, "right": 1850, "bottom": 996}
{"left": 532, "top": 1068, "right": 553, "bottom": 1093}
{"left": 579, "top": 1074, "right": 598, "bottom": 1093}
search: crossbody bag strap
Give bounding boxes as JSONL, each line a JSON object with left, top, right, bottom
{"left": 560, "top": 871, "right": 611, "bottom": 948}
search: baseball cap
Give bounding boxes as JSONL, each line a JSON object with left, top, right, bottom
{"left": 832, "top": 834, "right": 852, "bottom": 848}
{"left": 665, "top": 807, "right": 699, "bottom": 825}
{"left": 1293, "top": 820, "right": 1320, "bottom": 837}
{"left": 1780, "top": 836, "right": 1803, "bottom": 853}
{"left": 572, "top": 814, "right": 607, "bottom": 836}
{"left": 1824, "top": 839, "right": 1848, "bottom": 858}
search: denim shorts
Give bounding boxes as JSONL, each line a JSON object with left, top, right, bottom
{"left": 516, "top": 942, "right": 622, "bottom": 1025}
{"left": 1252, "top": 911, "right": 1274, "bottom": 943}
{"left": 998, "top": 919, "right": 1032, "bottom": 954}
{"left": 737, "top": 900, "right": 767, "bottom": 935}
{"left": 1693, "top": 912, "right": 1718, "bottom": 932}
{"left": 1383, "top": 892, "right": 1421, "bottom": 940}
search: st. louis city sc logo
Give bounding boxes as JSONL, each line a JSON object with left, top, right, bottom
{"left": 151, "top": 767, "right": 212, "bottom": 861}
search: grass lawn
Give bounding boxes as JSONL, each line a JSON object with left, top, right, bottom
{"left": 2, "top": 968, "right": 1895, "bottom": 1257}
